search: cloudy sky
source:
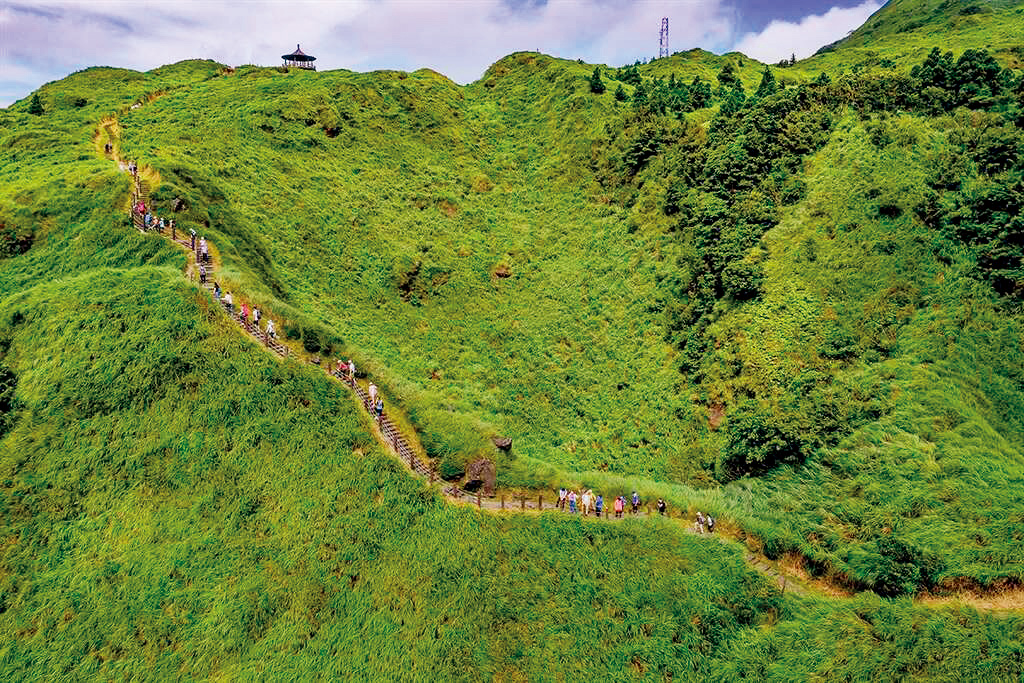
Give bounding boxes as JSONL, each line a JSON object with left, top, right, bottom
{"left": 0, "top": 0, "right": 883, "bottom": 107}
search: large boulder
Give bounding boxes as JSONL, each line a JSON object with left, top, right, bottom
{"left": 491, "top": 436, "right": 512, "bottom": 452}
{"left": 464, "top": 458, "right": 496, "bottom": 496}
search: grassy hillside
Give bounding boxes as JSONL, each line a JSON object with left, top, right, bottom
{"left": 0, "top": 262, "right": 1022, "bottom": 680}
{"left": 2, "top": 0, "right": 1024, "bottom": 678}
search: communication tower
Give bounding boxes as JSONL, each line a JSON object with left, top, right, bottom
{"left": 658, "top": 17, "right": 669, "bottom": 59}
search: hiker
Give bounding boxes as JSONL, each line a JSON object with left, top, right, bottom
{"left": 335, "top": 359, "right": 344, "bottom": 377}
{"left": 214, "top": 281, "right": 221, "bottom": 299}
{"left": 171, "top": 220, "right": 176, "bottom": 240}
{"left": 144, "top": 211, "right": 152, "bottom": 228}
{"left": 253, "top": 307, "right": 260, "bottom": 327}
{"left": 657, "top": 498, "right": 666, "bottom": 516}
{"left": 190, "top": 228, "right": 197, "bottom": 251}
{"left": 595, "top": 494, "right": 604, "bottom": 517}
{"left": 631, "top": 491, "right": 640, "bottom": 514}
{"left": 240, "top": 302, "right": 248, "bottom": 326}
{"left": 368, "top": 382, "right": 378, "bottom": 406}
{"left": 568, "top": 490, "right": 577, "bottom": 514}
{"left": 581, "top": 489, "right": 592, "bottom": 516}
{"left": 200, "top": 237, "right": 209, "bottom": 263}
{"left": 706, "top": 514, "right": 715, "bottom": 534}
{"left": 265, "top": 318, "right": 276, "bottom": 339}
{"left": 159, "top": 217, "right": 165, "bottom": 232}
{"left": 348, "top": 359, "right": 356, "bottom": 382}
{"left": 199, "top": 264, "right": 206, "bottom": 284}
{"left": 224, "top": 291, "right": 233, "bottom": 314}
{"left": 614, "top": 495, "right": 624, "bottom": 518}
{"left": 558, "top": 487, "right": 567, "bottom": 511}
{"left": 374, "top": 397, "right": 384, "bottom": 421}
{"left": 695, "top": 511, "right": 705, "bottom": 534}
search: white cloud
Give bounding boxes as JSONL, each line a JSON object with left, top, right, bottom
{"left": 1, "top": 0, "right": 735, "bottom": 107}
{"left": 732, "top": 0, "right": 882, "bottom": 63}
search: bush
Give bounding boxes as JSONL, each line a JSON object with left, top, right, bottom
{"left": 819, "top": 326, "right": 858, "bottom": 359}
{"left": 28, "top": 93, "right": 44, "bottom": 116}
{"left": 302, "top": 326, "right": 323, "bottom": 354}
{"left": 721, "top": 260, "right": 763, "bottom": 300}
{"left": 717, "top": 400, "right": 806, "bottom": 481}
{"left": 848, "top": 536, "right": 945, "bottom": 597}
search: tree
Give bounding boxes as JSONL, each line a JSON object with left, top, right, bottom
{"left": 717, "top": 62, "right": 740, "bottom": 93}
{"left": 720, "top": 84, "right": 747, "bottom": 115}
{"left": 589, "top": 67, "right": 606, "bottom": 95}
{"left": 722, "top": 260, "right": 764, "bottom": 300}
{"left": 614, "top": 84, "right": 627, "bottom": 102}
{"left": 28, "top": 93, "right": 44, "bottom": 116}
{"left": 689, "top": 76, "right": 712, "bottom": 109}
{"left": 789, "top": 53, "right": 797, "bottom": 67}
{"left": 755, "top": 66, "right": 778, "bottom": 99}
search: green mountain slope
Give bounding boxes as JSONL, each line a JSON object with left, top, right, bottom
{"left": 2, "top": 1, "right": 1024, "bottom": 678}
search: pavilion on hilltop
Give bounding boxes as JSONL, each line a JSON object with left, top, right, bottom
{"left": 282, "top": 45, "right": 316, "bottom": 71}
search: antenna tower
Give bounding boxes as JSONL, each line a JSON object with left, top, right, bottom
{"left": 658, "top": 17, "right": 669, "bottom": 58}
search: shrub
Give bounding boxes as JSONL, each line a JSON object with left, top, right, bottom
{"left": 847, "top": 536, "right": 945, "bottom": 597}
{"left": 717, "top": 400, "right": 806, "bottom": 481}
{"left": 28, "top": 93, "right": 44, "bottom": 116}
{"left": 819, "top": 326, "right": 858, "bottom": 359}
{"left": 721, "top": 260, "right": 763, "bottom": 300}
{"left": 302, "top": 326, "right": 323, "bottom": 354}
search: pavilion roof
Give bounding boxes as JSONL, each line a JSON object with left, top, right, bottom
{"left": 282, "top": 44, "right": 316, "bottom": 62}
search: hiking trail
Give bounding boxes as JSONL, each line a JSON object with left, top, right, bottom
{"left": 95, "top": 112, "right": 1023, "bottom": 614}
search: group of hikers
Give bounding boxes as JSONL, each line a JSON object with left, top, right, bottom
{"left": 557, "top": 489, "right": 658, "bottom": 517}
{"left": 335, "top": 359, "right": 385, "bottom": 421}
{"left": 213, "top": 285, "right": 277, "bottom": 341}
{"left": 135, "top": 200, "right": 175, "bottom": 236}
{"left": 556, "top": 487, "right": 716, "bottom": 531}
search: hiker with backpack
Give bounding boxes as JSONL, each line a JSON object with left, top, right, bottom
{"left": 368, "top": 382, "right": 378, "bottom": 409}
{"left": 190, "top": 228, "right": 197, "bottom": 251}
{"left": 595, "top": 494, "right": 604, "bottom": 517}
{"left": 214, "top": 282, "right": 221, "bottom": 299}
{"left": 706, "top": 514, "right": 715, "bottom": 533}
{"left": 657, "top": 499, "right": 666, "bottom": 516}
{"left": 695, "top": 511, "right": 705, "bottom": 534}
{"left": 614, "top": 496, "right": 624, "bottom": 518}
{"left": 200, "top": 237, "right": 209, "bottom": 263}
{"left": 568, "top": 490, "right": 577, "bottom": 514}
{"left": 558, "top": 488, "right": 567, "bottom": 511}
{"left": 199, "top": 264, "right": 206, "bottom": 284}
{"left": 266, "top": 318, "right": 276, "bottom": 339}
{"left": 631, "top": 491, "right": 640, "bottom": 514}
{"left": 224, "top": 291, "right": 233, "bottom": 314}
{"left": 374, "top": 397, "right": 384, "bottom": 421}
{"left": 240, "top": 302, "right": 249, "bottom": 326}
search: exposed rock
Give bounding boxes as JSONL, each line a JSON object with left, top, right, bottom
{"left": 491, "top": 436, "right": 512, "bottom": 452}
{"left": 464, "top": 458, "right": 496, "bottom": 496}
